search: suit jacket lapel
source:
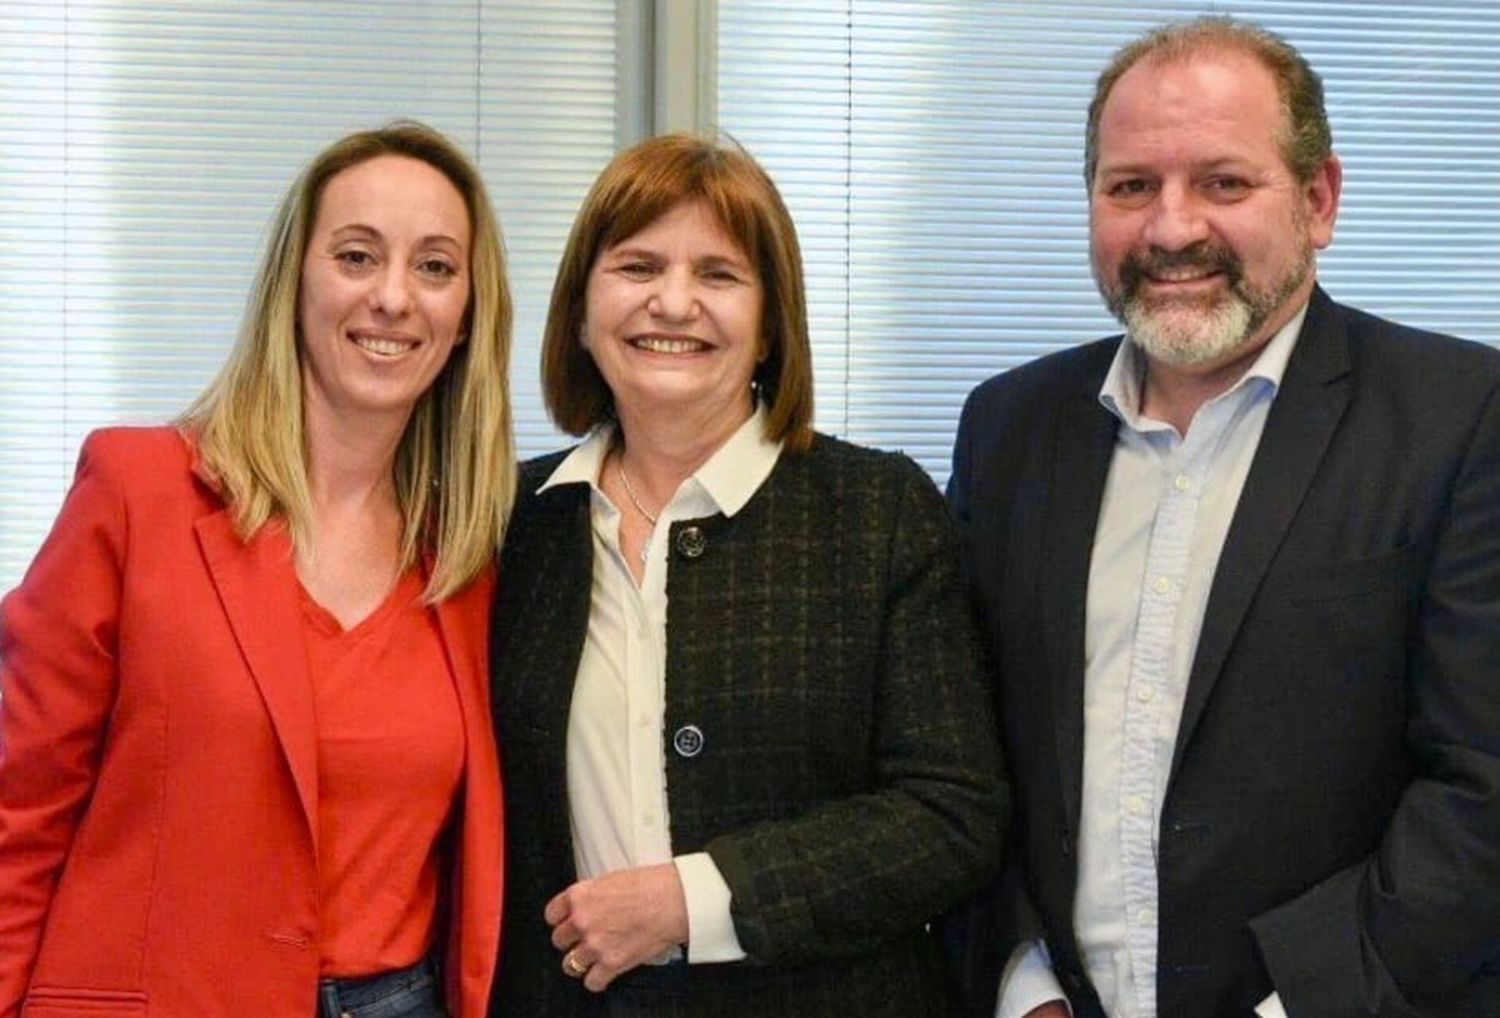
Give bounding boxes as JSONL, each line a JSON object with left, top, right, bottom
{"left": 195, "top": 512, "right": 319, "bottom": 846}
{"left": 435, "top": 567, "right": 503, "bottom": 881}
{"left": 432, "top": 570, "right": 503, "bottom": 1009}
{"left": 434, "top": 570, "right": 493, "bottom": 746}
{"left": 491, "top": 477, "right": 595, "bottom": 892}
{"left": 518, "top": 484, "right": 594, "bottom": 741}
{"left": 1170, "top": 288, "right": 1353, "bottom": 775}
{"left": 1043, "top": 351, "right": 1120, "bottom": 824}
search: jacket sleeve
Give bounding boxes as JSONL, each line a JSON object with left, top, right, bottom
{"left": 1251, "top": 383, "right": 1500, "bottom": 1016}
{"left": 942, "top": 392, "right": 1045, "bottom": 1018}
{"left": 705, "top": 456, "right": 1008, "bottom": 964}
{"left": 0, "top": 434, "right": 128, "bottom": 1016}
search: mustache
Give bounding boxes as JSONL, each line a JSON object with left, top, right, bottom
{"left": 1118, "top": 243, "right": 1243, "bottom": 297}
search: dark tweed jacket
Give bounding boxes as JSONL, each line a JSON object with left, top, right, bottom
{"left": 488, "top": 432, "right": 1006, "bottom": 1018}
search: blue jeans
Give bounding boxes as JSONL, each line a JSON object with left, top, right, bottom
{"left": 317, "top": 957, "right": 446, "bottom": 1018}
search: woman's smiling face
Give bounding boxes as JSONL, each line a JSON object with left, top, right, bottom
{"left": 582, "top": 198, "right": 764, "bottom": 432}
{"left": 297, "top": 153, "right": 472, "bottom": 428}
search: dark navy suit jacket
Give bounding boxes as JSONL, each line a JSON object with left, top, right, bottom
{"left": 947, "top": 287, "right": 1500, "bottom": 1017}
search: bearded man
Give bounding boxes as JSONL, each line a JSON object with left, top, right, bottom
{"left": 946, "top": 15, "right": 1500, "bottom": 1018}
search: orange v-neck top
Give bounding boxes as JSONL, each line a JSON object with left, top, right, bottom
{"left": 299, "top": 567, "right": 466, "bottom": 977}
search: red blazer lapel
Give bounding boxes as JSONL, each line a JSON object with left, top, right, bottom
{"left": 194, "top": 510, "right": 319, "bottom": 849}
{"left": 433, "top": 569, "right": 503, "bottom": 1015}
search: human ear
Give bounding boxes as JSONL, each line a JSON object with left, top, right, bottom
{"left": 1305, "top": 155, "right": 1342, "bottom": 249}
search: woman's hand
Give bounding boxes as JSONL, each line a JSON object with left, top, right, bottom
{"left": 545, "top": 862, "right": 690, "bottom": 992}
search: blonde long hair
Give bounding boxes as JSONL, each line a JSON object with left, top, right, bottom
{"left": 182, "top": 121, "right": 515, "bottom": 601}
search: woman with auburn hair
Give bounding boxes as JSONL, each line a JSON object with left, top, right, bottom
{"left": 489, "top": 133, "right": 1004, "bottom": 1017}
{"left": 0, "top": 121, "right": 513, "bottom": 1018}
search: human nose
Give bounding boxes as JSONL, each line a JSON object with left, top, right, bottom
{"left": 370, "top": 265, "right": 413, "bottom": 317}
{"left": 1141, "top": 181, "right": 1210, "bottom": 252}
{"left": 647, "top": 267, "right": 699, "bottom": 321}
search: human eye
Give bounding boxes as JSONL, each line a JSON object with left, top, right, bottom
{"left": 1202, "top": 176, "right": 1251, "bottom": 200}
{"left": 698, "top": 255, "right": 753, "bottom": 285}
{"left": 417, "top": 256, "right": 459, "bottom": 279}
{"left": 614, "top": 259, "right": 657, "bottom": 280}
{"left": 1105, "top": 178, "right": 1154, "bottom": 203}
{"left": 335, "top": 248, "right": 376, "bottom": 270}
{"left": 702, "top": 266, "right": 742, "bottom": 284}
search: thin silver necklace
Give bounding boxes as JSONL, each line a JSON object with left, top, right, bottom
{"left": 616, "top": 455, "right": 660, "bottom": 526}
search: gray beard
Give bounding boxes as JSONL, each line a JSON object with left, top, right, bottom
{"left": 1100, "top": 243, "right": 1313, "bottom": 368}
{"left": 1124, "top": 288, "right": 1258, "bottom": 367}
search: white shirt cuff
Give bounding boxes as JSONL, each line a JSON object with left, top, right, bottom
{"left": 1255, "top": 991, "right": 1287, "bottom": 1018}
{"left": 673, "top": 852, "right": 748, "bottom": 963}
{"left": 995, "top": 939, "right": 1071, "bottom": 1018}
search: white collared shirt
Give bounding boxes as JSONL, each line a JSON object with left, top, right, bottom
{"left": 997, "top": 306, "right": 1307, "bottom": 1018}
{"left": 540, "top": 404, "right": 782, "bottom": 964}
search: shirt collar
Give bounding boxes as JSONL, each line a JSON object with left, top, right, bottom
{"left": 1098, "top": 300, "right": 1310, "bottom": 428}
{"left": 537, "top": 402, "right": 782, "bottom": 519}
{"left": 537, "top": 425, "right": 612, "bottom": 493}
{"left": 689, "top": 402, "right": 782, "bottom": 517}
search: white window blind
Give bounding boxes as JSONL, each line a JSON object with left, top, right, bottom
{"left": 718, "top": 1, "right": 1500, "bottom": 482}
{"left": 0, "top": 0, "right": 618, "bottom": 591}
{"left": 5, "top": 3, "right": 1498, "bottom": 591}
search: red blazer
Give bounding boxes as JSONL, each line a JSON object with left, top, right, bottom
{"left": 0, "top": 427, "right": 503, "bottom": 1018}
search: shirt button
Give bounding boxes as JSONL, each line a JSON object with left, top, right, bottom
{"left": 1174, "top": 474, "right": 1192, "bottom": 492}
{"left": 1135, "top": 685, "right": 1155, "bottom": 703}
{"left": 1152, "top": 576, "right": 1172, "bottom": 594}
{"left": 1134, "top": 906, "right": 1156, "bottom": 926}
{"left": 675, "top": 526, "right": 707, "bottom": 559}
{"left": 641, "top": 811, "right": 656, "bottom": 828}
{"left": 1126, "top": 795, "right": 1148, "bottom": 816}
{"left": 673, "top": 724, "right": 704, "bottom": 758}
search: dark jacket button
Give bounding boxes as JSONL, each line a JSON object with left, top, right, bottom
{"left": 675, "top": 526, "right": 707, "bottom": 559}
{"left": 673, "top": 724, "right": 704, "bottom": 758}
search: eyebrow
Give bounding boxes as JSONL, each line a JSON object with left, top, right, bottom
{"left": 696, "top": 253, "right": 752, "bottom": 270}
{"left": 1193, "top": 157, "right": 1257, "bottom": 173}
{"left": 606, "top": 242, "right": 749, "bottom": 262}
{"left": 1098, "top": 156, "right": 1257, "bottom": 177}
{"left": 1093, "top": 161, "right": 1153, "bottom": 179}
{"left": 601, "top": 245, "right": 659, "bottom": 261}
{"left": 328, "top": 223, "right": 466, "bottom": 249}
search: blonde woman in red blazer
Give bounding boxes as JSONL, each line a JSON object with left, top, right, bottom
{"left": 0, "top": 122, "right": 515, "bottom": 1018}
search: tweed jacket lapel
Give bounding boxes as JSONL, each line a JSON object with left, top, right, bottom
{"left": 1170, "top": 287, "right": 1353, "bottom": 777}
{"left": 194, "top": 511, "right": 318, "bottom": 846}
{"left": 1041, "top": 351, "right": 1120, "bottom": 828}
{"left": 509, "top": 481, "right": 593, "bottom": 749}
{"left": 490, "top": 467, "right": 595, "bottom": 892}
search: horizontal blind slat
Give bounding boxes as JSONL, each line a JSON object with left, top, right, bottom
{"left": 0, "top": 0, "right": 615, "bottom": 589}
{"left": 719, "top": 0, "right": 1500, "bottom": 483}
